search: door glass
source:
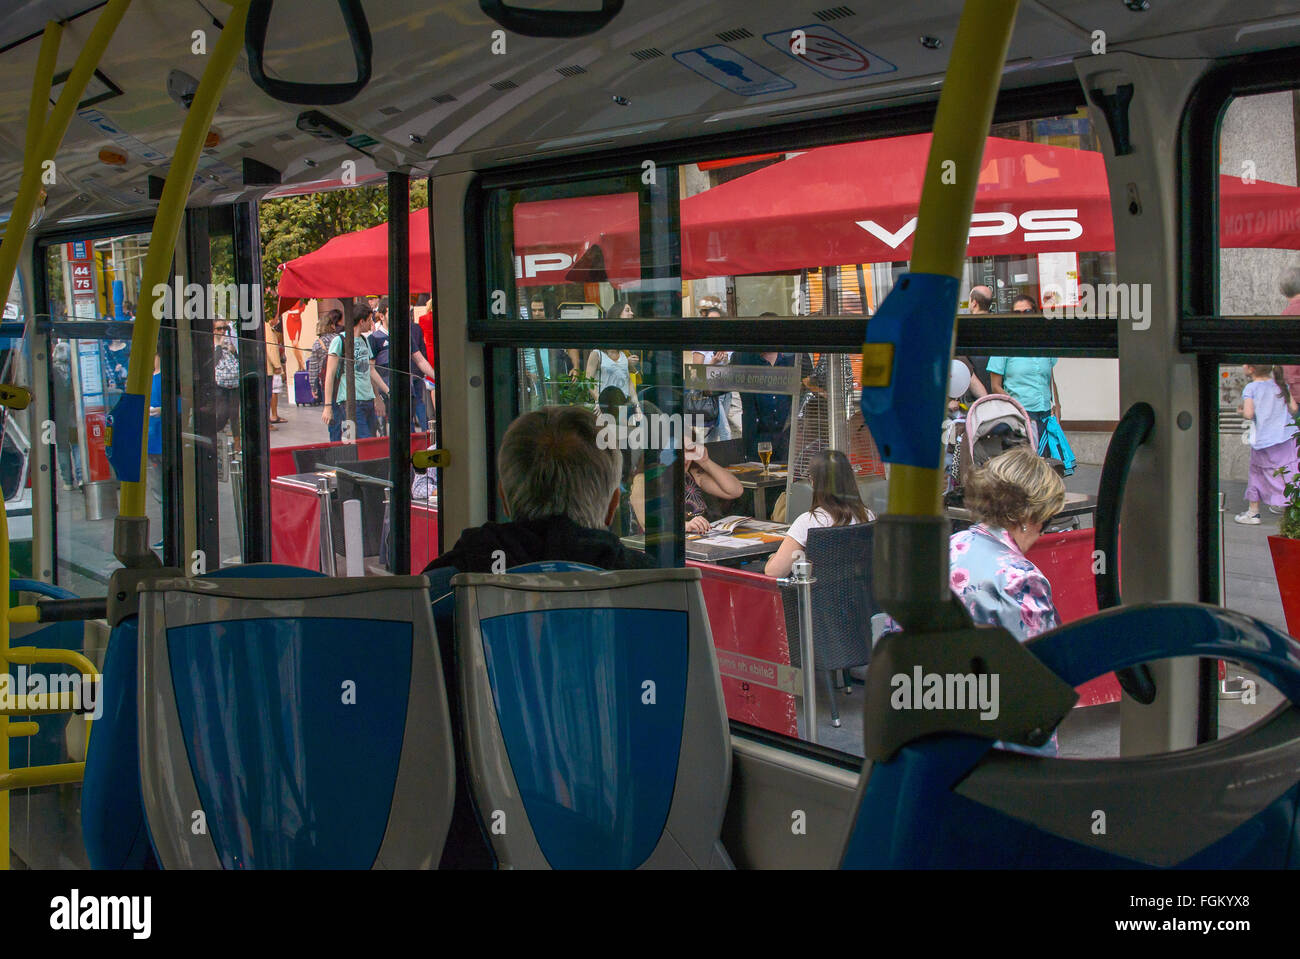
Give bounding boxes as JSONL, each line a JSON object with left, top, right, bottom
{"left": 1215, "top": 360, "right": 1292, "bottom": 736}
{"left": 42, "top": 232, "right": 154, "bottom": 593}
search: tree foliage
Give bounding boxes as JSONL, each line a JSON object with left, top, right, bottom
{"left": 217, "top": 180, "right": 429, "bottom": 319}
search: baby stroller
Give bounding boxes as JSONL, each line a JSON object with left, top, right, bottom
{"left": 945, "top": 393, "right": 1039, "bottom": 506}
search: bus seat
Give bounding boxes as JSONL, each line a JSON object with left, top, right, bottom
{"left": 428, "top": 559, "right": 600, "bottom": 868}
{"left": 452, "top": 567, "right": 733, "bottom": 868}
{"left": 83, "top": 564, "right": 324, "bottom": 869}
{"left": 7, "top": 580, "right": 82, "bottom": 770}
{"left": 130, "top": 573, "right": 452, "bottom": 868}
{"left": 840, "top": 603, "right": 1300, "bottom": 868}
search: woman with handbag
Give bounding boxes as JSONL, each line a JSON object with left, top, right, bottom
{"left": 212, "top": 320, "right": 241, "bottom": 448}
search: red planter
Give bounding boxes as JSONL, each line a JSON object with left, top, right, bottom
{"left": 1268, "top": 535, "right": 1300, "bottom": 637}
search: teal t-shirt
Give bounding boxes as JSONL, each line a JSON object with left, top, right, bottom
{"left": 328, "top": 333, "right": 375, "bottom": 403}
{"left": 986, "top": 356, "right": 1056, "bottom": 412}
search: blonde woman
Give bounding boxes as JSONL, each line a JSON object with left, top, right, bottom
{"left": 950, "top": 446, "right": 1066, "bottom": 641}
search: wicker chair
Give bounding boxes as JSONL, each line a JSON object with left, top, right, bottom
{"left": 781, "top": 522, "right": 879, "bottom": 728}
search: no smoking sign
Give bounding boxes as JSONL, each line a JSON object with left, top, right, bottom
{"left": 763, "top": 24, "right": 896, "bottom": 80}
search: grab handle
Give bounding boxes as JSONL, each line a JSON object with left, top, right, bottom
{"left": 246, "top": 0, "right": 372, "bottom": 105}
{"left": 1095, "top": 401, "right": 1157, "bottom": 704}
{"left": 478, "top": 0, "right": 624, "bottom": 38}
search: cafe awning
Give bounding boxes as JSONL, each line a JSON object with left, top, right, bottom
{"left": 276, "top": 134, "right": 1300, "bottom": 298}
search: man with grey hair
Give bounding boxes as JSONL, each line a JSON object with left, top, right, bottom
{"left": 424, "top": 405, "right": 651, "bottom": 576}
{"left": 960, "top": 284, "right": 995, "bottom": 403}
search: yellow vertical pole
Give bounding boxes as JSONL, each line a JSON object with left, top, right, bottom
{"left": 118, "top": 0, "right": 250, "bottom": 520}
{"left": 1, "top": 465, "right": 11, "bottom": 870}
{"left": 885, "top": 0, "right": 1020, "bottom": 517}
{"left": 0, "top": 2, "right": 131, "bottom": 310}
{"left": 0, "top": 2, "right": 132, "bottom": 871}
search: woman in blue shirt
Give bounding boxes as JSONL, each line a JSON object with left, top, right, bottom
{"left": 986, "top": 295, "right": 1060, "bottom": 440}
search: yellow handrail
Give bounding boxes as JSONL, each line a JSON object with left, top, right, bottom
{"left": 119, "top": 0, "right": 251, "bottom": 518}
{"left": 885, "top": 0, "right": 1020, "bottom": 518}
{"left": 0, "top": 3, "right": 131, "bottom": 311}
{"left": 0, "top": 5, "right": 130, "bottom": 873}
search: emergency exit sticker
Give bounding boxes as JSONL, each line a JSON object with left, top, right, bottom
{"left": 763, "top": 25, "right": 896, "bottom": 81}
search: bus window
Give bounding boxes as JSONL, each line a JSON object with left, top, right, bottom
{"left": 1216, "top": 91, "right": 1300, "bottom": 316}
{"left": 257, "top": 181, "right": 438, "bottom": 578}
{"left": 41, "top": 231, "right": 153, "bottom": 594}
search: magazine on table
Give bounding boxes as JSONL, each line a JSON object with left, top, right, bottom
{"left": 710, "top": 515, "right": 788, "bottom": 534}
{"left": 730, "top": 461, "right": 789, "bottom": 477}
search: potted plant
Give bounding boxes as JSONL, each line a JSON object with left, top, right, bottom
{"left": 1267, "top": 410, "right": 1300, "bottom": 636}
{"left": 555, "top": 371, "right": 600, "bottom": 410}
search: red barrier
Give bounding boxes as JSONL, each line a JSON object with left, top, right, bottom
{"left": 411, "top": 502, "right": 439, "bottom": 572}
{"left": 270, "top": 475, "right": 440, "bottom": 572}
{"left": 1026, "top": 528, "right": 1121, "bottom": 706}
{"left": 270, "top": 478, "right": 321, "bottom": 568}
{"left": 691, "top": 561, "right": 799, "bottom": 738}
{"left": 693, "top": 526, "right": 1120, "bottom": 741}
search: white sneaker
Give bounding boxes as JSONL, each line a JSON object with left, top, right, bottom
{"left": 1267, "top": 504, "right": 1285, "bottom": 514}
{"left": 1234, "top": 511, "right": 1261, "bottom": 525}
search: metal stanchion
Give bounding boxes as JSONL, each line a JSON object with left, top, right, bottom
{"left": 316, "top": 474, "right": 336, "bottom": 576}
{"left": 382, "top": 487, "right": 392, "bottom": 572}
{"left": 780, "top": 558, "right": 818, "bottom": 743}
{"left": 1218, "top": 490, "right": 1245, "bottom": 699}
{"left": 228, "top": 435, "right": 245, "bottom": 559}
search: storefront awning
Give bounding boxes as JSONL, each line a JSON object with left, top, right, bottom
{"left": 276, "top": 134, "right": 1300, "bottom": 299}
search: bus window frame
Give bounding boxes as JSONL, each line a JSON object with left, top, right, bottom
{"left": 471, "top": 79, "right": 1123, "bottom": 760}
{"left": 1180, "top": 47, "right": 1300, "bottom": 742}
{"left": 32, "top": 215, "right": 165, "bottom": 584}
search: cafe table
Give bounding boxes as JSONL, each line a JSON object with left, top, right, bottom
{"left": 726, "top": 462, "right": 789, "bottom": 521}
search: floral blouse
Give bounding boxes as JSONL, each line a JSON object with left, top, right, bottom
{"left": 950, "top": 523, "right": 1060, "bottom": 641}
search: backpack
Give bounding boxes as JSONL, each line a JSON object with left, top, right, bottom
{"left": 214, "top": 342, "right": 239, "bottom": 389}
{"left": 308, "top": 333, "right": 336, "bottom": 402}
{"left": 1037, "top": 413, "right": 1077, "bottom": 475}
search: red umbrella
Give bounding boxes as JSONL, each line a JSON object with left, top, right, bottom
{"left": 276, "top": 135, "right": 1300, "bottom": 298}
{"left": 675, "top": 134, "right": 1300, "bottom": 277}
{"left": 277, "top": 207, "right": 433, "bottom": 299}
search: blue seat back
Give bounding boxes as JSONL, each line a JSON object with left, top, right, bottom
{"left": 453, "top": 567, "right": 732, "bottom": 869}
{"left": 136, "top": 572, "right": 453, "bottom": 868}
{"left": 83, "top": 564, "right": 323, "bottom": 869}
{"left": 840, "top": 603, "right": 1300, "bottom": 868}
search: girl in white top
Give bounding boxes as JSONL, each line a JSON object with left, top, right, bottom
{"left": 585, "top": 302, "right": 640, "bottom": 402}
{"left": 766, "top": 449, "right": 874, "bottom": 577}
